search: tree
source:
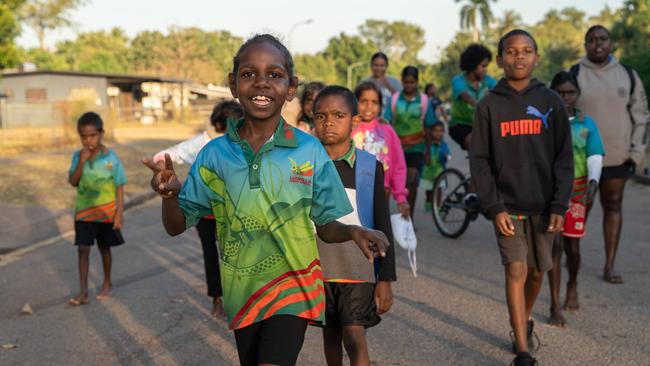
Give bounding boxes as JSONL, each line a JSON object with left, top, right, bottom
{"left": 588, "top": 5, "right": 617, "bottom": 29}
{"left": 358, "top": 19, "right": 426, "bottom": 66}
{"left": 456, "top": 0, "right": 496, "bottom": 42}
{"left": 293, "top": 53, "right": 339, "bottom": 85}
{"left": 611, "top": 0, "right": 649, "bottom": 55}
{"left": 494, "top": 10, "right": 522, "bottom": 38}
{"left": 21, "top": 47, "right": 68, "bottom": 69}
{"left": 529, "top": 8, "right": 587, "bottom": 82}
{"left": 130, "top": 30, "right": 167, "bottom": 74}
{"left": 611, "top": 0, "right": 650, "bottom": 108}
{"left": 56, "top": 28, "right": 131, "bottom": 73}
{"left": 19, "top": 0, "right": 84, "bottom": 50}
{"left": 322, "top": 33, "right": 376, "bottom": 85}
{"left": 130, "top": 28, "right": 242, "bottom": 84}
{"left": 0, "top": 0, "right": 25, "bottom": 69}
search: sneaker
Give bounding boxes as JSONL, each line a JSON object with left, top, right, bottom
{"left": 424, "top": 202, "right": 432, "bottom": 213}
{"left": 510, "top": 352, "right": 538, "bottom": 366}
{"left": 509, "top": 320, "right": 540, "bottom": 355}
{"left": 527, "top": 319, "right": 540, "bottom": 353}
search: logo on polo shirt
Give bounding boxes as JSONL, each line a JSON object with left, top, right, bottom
{"left": 289, "top": 158, "right": 313, "bottom": 176}
{"left": 288, "top": 157, "right": 313, "bottom": 186}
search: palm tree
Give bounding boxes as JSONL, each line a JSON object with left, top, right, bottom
{"left": 456, "top": 0, "right": 497, "bottom": 42}
{"left": 496, "top": 9, "right": 522, "bottom": 37}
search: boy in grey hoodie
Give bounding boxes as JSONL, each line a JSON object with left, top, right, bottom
{"left": 571, "top": 25, "right": 650, "bottom": 284}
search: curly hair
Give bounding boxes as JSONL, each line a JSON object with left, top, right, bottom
{"left": 460, "top": 44, "right": 492, "bottom": 72}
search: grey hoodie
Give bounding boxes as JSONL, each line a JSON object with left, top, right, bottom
{"left": 575, "top": 56, "right": 649, "bottom": 167}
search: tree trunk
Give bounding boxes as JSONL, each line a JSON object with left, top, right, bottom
{"left": 37, "top": 28, "right": 46, "bottom": 50}
{"left": 472, "top": 16, "right": 479, "bottom": 42}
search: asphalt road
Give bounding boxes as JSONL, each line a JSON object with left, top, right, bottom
{"left": 1, "top": 168, "right": 649, "bottom": 365}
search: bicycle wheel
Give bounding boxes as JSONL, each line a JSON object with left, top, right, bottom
{"left": 432, "top": 168, "right": 472, "bottom": 238}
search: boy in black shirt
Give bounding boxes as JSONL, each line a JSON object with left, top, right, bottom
{"left": 313, "top": 86, "right": 396, "bottom": 366}
{"left": 470, "top": 30, "right": 573, "bottom": 366}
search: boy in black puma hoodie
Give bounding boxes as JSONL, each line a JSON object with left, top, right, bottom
{"left": 470, "top": 30, "right": 573, "bottom": 366}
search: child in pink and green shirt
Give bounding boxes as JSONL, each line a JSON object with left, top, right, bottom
{"left": 353, "top": 81, "right": 410, "bottom": 217}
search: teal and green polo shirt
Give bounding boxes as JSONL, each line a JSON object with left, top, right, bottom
{"left": 68, "top": 149, "right": 127, "bottom": 222}
{"left": 178, "top": 118, "right": 353, "bottom": 330}
{"left": 449, "top": 73, "right": 496, "bottom": 127}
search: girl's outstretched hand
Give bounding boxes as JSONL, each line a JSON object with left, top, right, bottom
{"left": 142, "top": 153, "right": 181, "bottom": 199}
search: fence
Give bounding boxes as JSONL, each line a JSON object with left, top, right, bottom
{"left": 0, "top": 100, "right": 217, "bottom": 130}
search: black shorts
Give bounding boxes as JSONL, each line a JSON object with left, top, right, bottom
{"left": 324, "top": 282, "right": 381, "bottom": 328}
{"left": 449, "top": 124, "right": 472, "bottom": 150}
{"left": 74, "top": 221, "right": 124, "bottom": 246}
{"left": 601, "top": 162, "right": 636, "bottom": 181}
{"left": 233, "top": 315, "right": 308, "bottom": 366}
{"left": 404, "top": 152, "right": 425, "bottom": 173}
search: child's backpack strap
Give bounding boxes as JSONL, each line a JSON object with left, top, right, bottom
{"left": 355, "top": 149, "right": 376, "bottom": 229}
{"left": 390, "top": 92, "right": 399, "bottom": 118}
{"left": 419, "top": 93, "right": 429, "bottom": 122}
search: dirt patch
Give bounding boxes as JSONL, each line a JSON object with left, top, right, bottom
{"left": 0, "top": 132, "right": 197, "bottom": 211}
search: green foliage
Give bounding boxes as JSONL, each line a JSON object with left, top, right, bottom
{"left": 613, "top": 0, "right": 650, "bottom": 107}
{"left": 56, "top": 28, "right": 131, "bottom": 73}
{"left": 7, "top": 1, "right": 648, "bottom": 101}
{"left": 427, "top": 32, "right": 475, "bottom": 97}
{"left": 293, "top": 54, "right": 338, "bottom": 85}
{"left": 322, "top": 33, "right": 377, "bottom": 85}
{"left": 130, "top": 27, "right": 242, "bottom": 84}
{"left": 529, "top": 8, "right": 587, "bottom": 83}
{"left": 21, "top": 47, "right": 68, "bottom": 69}
{"left": 612, "top": 0, "right": 650, "bottom": 55}
{"left": 0, "top": 0, "right": 25, "bottom": 69}
{"left": 358, "top": 19, "right": 425, "bottom": 66}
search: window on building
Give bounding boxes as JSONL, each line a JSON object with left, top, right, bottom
{"left": 26, "top": 88, "right": 47, "bottom": 102}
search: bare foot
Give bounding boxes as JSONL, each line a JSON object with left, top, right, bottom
{"left": 548, "top": 306, "right": 567, "bottom": 327}
{"left": 603, "top": 269, "right": 623, "bottom": 284}
{"left": 563, "top": 281, "right": 579, "bottom": 311}
{"left": 68, "top": 294, "right": 89, "bottom": 306}
{"left": 212, "top": 296, "right": 225, "bottom": 318}
{"left": 96, "top": 286, "right": 112, "bottom": 301}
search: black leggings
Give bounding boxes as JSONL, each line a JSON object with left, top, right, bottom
{"left": 234, "top": 315, "right": 308, "bottom": 366}
{"left": 195, "top": 218, "right": 222, "bottom": 297}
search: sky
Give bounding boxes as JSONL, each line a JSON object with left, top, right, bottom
{"left": 16, "top": 0, "right": 624, "bottom": 62}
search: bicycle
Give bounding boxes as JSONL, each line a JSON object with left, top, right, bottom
{"left": 431, "top": 167, "right": 481, "bottom": 238}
